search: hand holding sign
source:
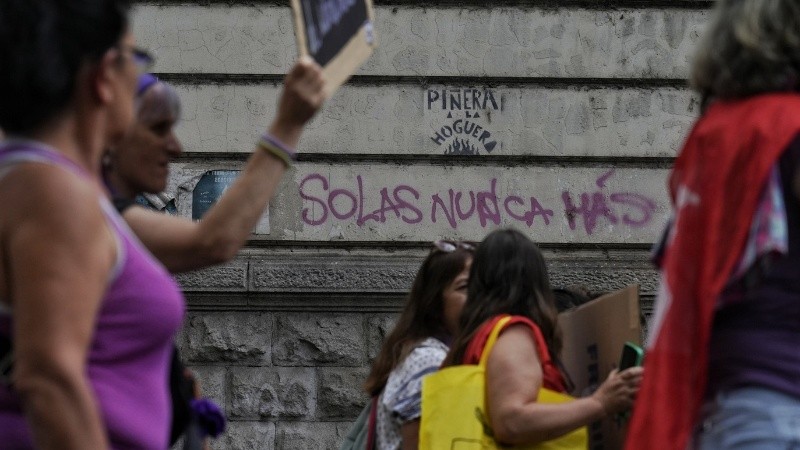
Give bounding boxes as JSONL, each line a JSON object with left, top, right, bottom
{"left": 290, "top": 0, "right": 377, "bottom": 96}
{"left": 271, "top": 56, "right": 326, "bottom": 144}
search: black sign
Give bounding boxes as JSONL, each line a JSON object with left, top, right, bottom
{"left": 192, "top": 170, "right": 239, "bottom": 220}
{"left": 299, "top": 0, "right": 370, "bottom": 66}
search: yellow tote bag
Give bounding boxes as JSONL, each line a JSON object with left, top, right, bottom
{"left": 419, "top": 316, "right": 588, "bottom": 450}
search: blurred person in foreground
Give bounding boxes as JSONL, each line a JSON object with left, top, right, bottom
{"left": 443, "top": 229, "right": 642, "bottom": 446}
{"left": 0, "top": 0, "right": 178, "bottom": 448}
{"left": 625, "top": 1, "right": 800, "bottom": 449}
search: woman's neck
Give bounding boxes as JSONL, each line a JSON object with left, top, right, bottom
{"left": 102, "top": 167, "right": 136, "bottom": 200}
{"left": 28, "top": 113, "right": 105, "bottom": 178}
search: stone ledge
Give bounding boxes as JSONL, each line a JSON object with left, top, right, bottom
{"left": 161, "top": 163, "right": 670, "bottom": 244}
{"left": 174, "top": 261, "right": 247, "bottom": 291}
{"left": 133, "top": 6, "right": 708, "bottom": 78}
{"left": 176, "top": 248, "right": 658, "bottom": 296}
{"left": 168, "top": 83, "right": 698, "bottom": 157}
{"left": 182, "top": 292, "right": 656, "bottom": 316}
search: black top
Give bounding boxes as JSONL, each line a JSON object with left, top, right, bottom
{"left": 112, "top": 196, "right": 137, "bottom": 214}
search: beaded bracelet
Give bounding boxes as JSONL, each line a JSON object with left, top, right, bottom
{"left": 257, "top": 133, "right": 296, "bottom": 167}
{"left": 257, "top": 139, "right": 293, "bottom": 167}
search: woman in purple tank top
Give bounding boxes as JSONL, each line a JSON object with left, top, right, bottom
{"left": 0, "top": 1, "right": 184, "bottom": 449}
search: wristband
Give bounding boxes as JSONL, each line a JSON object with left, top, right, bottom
{"left": 261, "top": 133, "right": 296, "bottom": 160}
{"left": 190, "top": 398, "right": 226, "bottom": 438}
{"left": 257, "top": 139, "right": 293, "bottom": 167}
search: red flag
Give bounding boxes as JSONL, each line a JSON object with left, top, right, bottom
{"left": 625, "top": 94, "right": 800, "bottom": 450}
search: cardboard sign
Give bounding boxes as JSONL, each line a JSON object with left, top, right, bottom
{"left": 290, "top": 0, "right": 377, "bottom": 96}
{"left": 558, "top": 285, "right": 642, "bottom": 450}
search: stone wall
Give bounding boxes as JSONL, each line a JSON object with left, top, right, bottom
{"left": 132, "top": 1, "right": 713, "bottom": 448}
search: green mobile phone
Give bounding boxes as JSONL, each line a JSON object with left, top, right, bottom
{"left": 615, "top": 342, "right": 644, "bottom": 423}
{"left": 619, "top": 341, "right": 644, "bottom": 370}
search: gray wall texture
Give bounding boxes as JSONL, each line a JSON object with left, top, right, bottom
{"left": 131, "top": 1, "right": 713, "bottom": 448}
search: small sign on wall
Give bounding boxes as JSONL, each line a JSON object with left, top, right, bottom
{"left": 290, "top": 0, "right": 377, "bottom": 96}
{"left": 192, "top": 170, "right": 270, "bottom": 234}
{"left": 425, "top": 87, "right": 504, "bottom": 155}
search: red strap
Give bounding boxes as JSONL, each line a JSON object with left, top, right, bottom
{"left": 366, "top": 396, "right": 378, "bottom": 450}
{"left": 463, "top": 315, "right": 567, "bottom": 392}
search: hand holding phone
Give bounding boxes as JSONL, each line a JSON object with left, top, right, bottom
{"left": 614, "top": 342, "right": 644, "bottom": 423}
{"left": 619, "top": 341, "right": 644, "bottom": 371}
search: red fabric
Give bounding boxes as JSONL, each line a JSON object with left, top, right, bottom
{"left": 366, "top": 396, "right": 378, "bottom": 450}
{"left": 463, "top": 314, "right": 568, "bottom": 393}
{"left": 625, "top": 93, "right": 800, "bottom": 450}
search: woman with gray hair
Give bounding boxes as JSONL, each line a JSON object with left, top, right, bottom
{"left": 103, "top": 62, "right": 324, "bottom": 447}
{"left": 105, "top": 59, "right": 324, "bottom": 273}
{"left": 625, "top": 1, "right": 800, "bottom": 449}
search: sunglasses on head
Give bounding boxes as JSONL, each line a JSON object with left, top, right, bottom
{"left": 432, "top": 239, "right": 476, "bottom": 253}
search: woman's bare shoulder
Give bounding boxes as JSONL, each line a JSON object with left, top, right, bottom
{"left": 0, "top": 163, "right": 101, "bottom": 212}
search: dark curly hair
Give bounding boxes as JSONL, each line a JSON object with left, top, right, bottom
{"left": 0, "top": 0, "right": 131, "bottom": 134}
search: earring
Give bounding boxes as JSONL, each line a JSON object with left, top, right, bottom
{"left": 102, "top": 150, "right": 113, "bottom": 168}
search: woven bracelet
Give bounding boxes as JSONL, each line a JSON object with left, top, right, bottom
{"left": 257, "top": 139, "right": 293, "bottom": 167}
{"left": 262, "top": 133, "right": 297, "bottom": 160}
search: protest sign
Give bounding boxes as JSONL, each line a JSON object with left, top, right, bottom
{"left": 290, "top": 0, "right": 377, "bottom": 96}
{"left": 559, "top": 285, "right": 643, "bottom": 450}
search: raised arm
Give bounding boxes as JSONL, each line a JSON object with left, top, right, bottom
{"left": 5, "top": 166, "right": 116, "bottom": 449}
{"left": 485, "top": 324, "right": 642, "bottom": 446}
{"left": 124, "top": 57, "right": 325, "bottom": 273}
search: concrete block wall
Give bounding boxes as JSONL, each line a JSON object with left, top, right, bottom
{"left": 132, "top": 1, "right": 713, "bottom": 448}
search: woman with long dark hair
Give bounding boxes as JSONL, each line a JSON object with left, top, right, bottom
{"left": 444, "top": 228, "right": 642, "bottom": 446}
{"left": 0, "top": 1, "right": 187, "bottom": 448}
{"left": 364, "top": 241, "right": 474, "bottom": 450}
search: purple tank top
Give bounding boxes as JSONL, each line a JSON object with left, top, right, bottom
{"left": 708, "top": 136, "right": 800, "bottom": 400}
{"left": 0, "top": 142, "right": 186, "bottom": 449}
